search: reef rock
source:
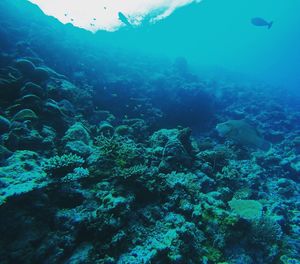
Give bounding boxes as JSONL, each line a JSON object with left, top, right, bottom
{"left": 150, "top": 128, "right": 194, "bottom": 172}
{"left": 32, "top": 67, "right": 49, "bottom": 83}
{"left": 0, "top": 150, "right": 47, "bottom": 206}
{"left": 63, "top": 122, "right": 90, "bottom": 144}
{"left": 20, "top": 82, "right": 44, "bottom": 97}
{"left": 12, "top": 109, "right": 38, "bottom": 122}
{"left": 15, "top": 59, "right": 35, "bottom": 76}
{"left": 0, "top": 115, "right": 10, "bottom": 134}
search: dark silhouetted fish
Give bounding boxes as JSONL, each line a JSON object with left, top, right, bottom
{"left": 216, "top": 120, "right": 271, "bottom": 151}
{"left": 118, "top": 12, "right": 131, "bottom": 27}
{"left": 251, "top": 17, "right": 273, "bottom": 29}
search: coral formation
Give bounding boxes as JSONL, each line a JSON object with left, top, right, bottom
{"left": 228, "top": 199, "right": 263, "bottom": 219}
{"left": 0, "top": 1, "right": 299, "bottom": 263}
{"left": 42, "top": 153, "right": 85, "bottom": 178}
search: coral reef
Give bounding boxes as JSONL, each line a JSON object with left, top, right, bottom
{"left": 0, "top": 1, "right": 299, "bottom": 263}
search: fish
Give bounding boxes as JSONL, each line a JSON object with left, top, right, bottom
{"left": 118, "top": 12, "right": 131, "bottom": 27}
{"left": 216, "top": 120, "right": 271, "bottom": 151}
{"left": 251, "top": 17, "right": 273, "bottom": 29}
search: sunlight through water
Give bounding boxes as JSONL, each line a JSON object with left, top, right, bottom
{"left": 28, "top": 0, "right": 201, "bottom": 32}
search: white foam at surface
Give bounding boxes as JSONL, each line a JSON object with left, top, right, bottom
{"left": 28, "top": 0, "right": 201, "bottom": 32}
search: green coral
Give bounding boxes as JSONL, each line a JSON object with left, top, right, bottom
{"left": 115, "top": 164, "right": 148, "bottom": 180}
{"left": 280, "top": 255, "right": 300, "bottom": 264}
{"left": 95, "top": 135, "right": 143, "bottom": 169}
{"left": 228, "top": 199, "right": 263, "bottom": 220}
{"left": 12, "top": 109, "right": 38, "bottom": 122}
{"left": 61, "top": 167, "right": 89, "bottom": 182}
{"left": 42, "top": 153, "right": 84, "bottom": 177}
{"left": 0, "top": 196, "right": 6, "bottom": 206}
{"left": 204, "top": 246, "right": 223, "bottom": 262}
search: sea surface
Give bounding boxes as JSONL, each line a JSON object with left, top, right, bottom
{"left": 0, "top": 0, "right": 299, "bottom": 263}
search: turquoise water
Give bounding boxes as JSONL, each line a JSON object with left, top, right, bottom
{"left": 6, "top": 0, "right": 300, "bottom": 89}
{"left": 1, "top": 0, "right": 300, "bottom": 263}
{"left": 92, "top": 0, "right": 300, "bottom": 89}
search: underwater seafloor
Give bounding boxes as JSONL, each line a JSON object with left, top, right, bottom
{"left": 1, "top": 1, "right": 300, "bottom": 264}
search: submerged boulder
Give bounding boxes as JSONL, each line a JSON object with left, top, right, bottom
{"left": 63, "top": 122, "right": 90, "bottom": 144}
{"left": 99, "top": 121, "right": 114, "bottom": 136}
{"left": 0, "top": 150, "right": 47, "bottom": 206}
{"left": 43, "top": 99, "right": 66, "bottom": 118}
{"left": 15, "top": 59, "right": 35, "bottom": 76}
{"left": 20, "top": 82, "right": 44, "bottom": 97}
{"left": 32, "top": 67, "right": 49, "bottom": 83}
{"left": 0, "top": 77, "right": 22, "bottom": 101}
{"left": 16, "top": 94, "right": 43, "bottom": 113}
{"left": 65, "top": 140, "right": 93, "bottom": 157}
{"left": 12, "top": 109, "right": 38, "bottom": 122}
{"left": 47, "top": 79, "right": 77, "bottom": 101}
{"left": 42, "top": 99, "right": 70, "bottom": 131}
{"left": 0, "top": 145, "right": 13, "bottom": 162}
{"left": 150, "top": 128, "right": 195, "bottom": 172}
{"left": 0, "top": 115, "right": 10, "bottom": 134}
{"left": 159, "top": 136, "right": 192, "bottom": 172}
{"left": 5, "top": 127, "right": 44, "bottom": 152}
{"left": 58, "top": 99, "right": 75, "bottom": 115}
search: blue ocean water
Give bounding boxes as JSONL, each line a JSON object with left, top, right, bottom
{"left": 4, "top": 0, "right": 300, "bottom": 88}
{"left": 96, "top": 0, "right": 300, "bottom": 89}
{"left": 0, "top": 0, "right": 300, "bottom": 263}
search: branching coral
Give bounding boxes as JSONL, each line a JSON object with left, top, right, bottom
{"left": 250, "top": 216, "right": 283, "bottom": 245}
{"left": 114, "top": 164, "right": 148, "bottom": 180}
{"left": 42, "top": 153, "right": 84, "bottom": 177}
{"left": 95, "top": 134, "right": 144, "bottom": 169}
{"left": 61, "top": 167, "right": 89, "bottom": 182}
{"left": 197, "top": 146, "right": 233, "bottom": 175}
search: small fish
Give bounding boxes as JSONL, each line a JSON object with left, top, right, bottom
{"left": 118, "top": 12, "right": 131, "bottom": 27}
{"left": 216, "top": 120, "right": 271, "bottom": 151}
{"left": 251, "top": 17, "right": 273, "bottom": 29}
